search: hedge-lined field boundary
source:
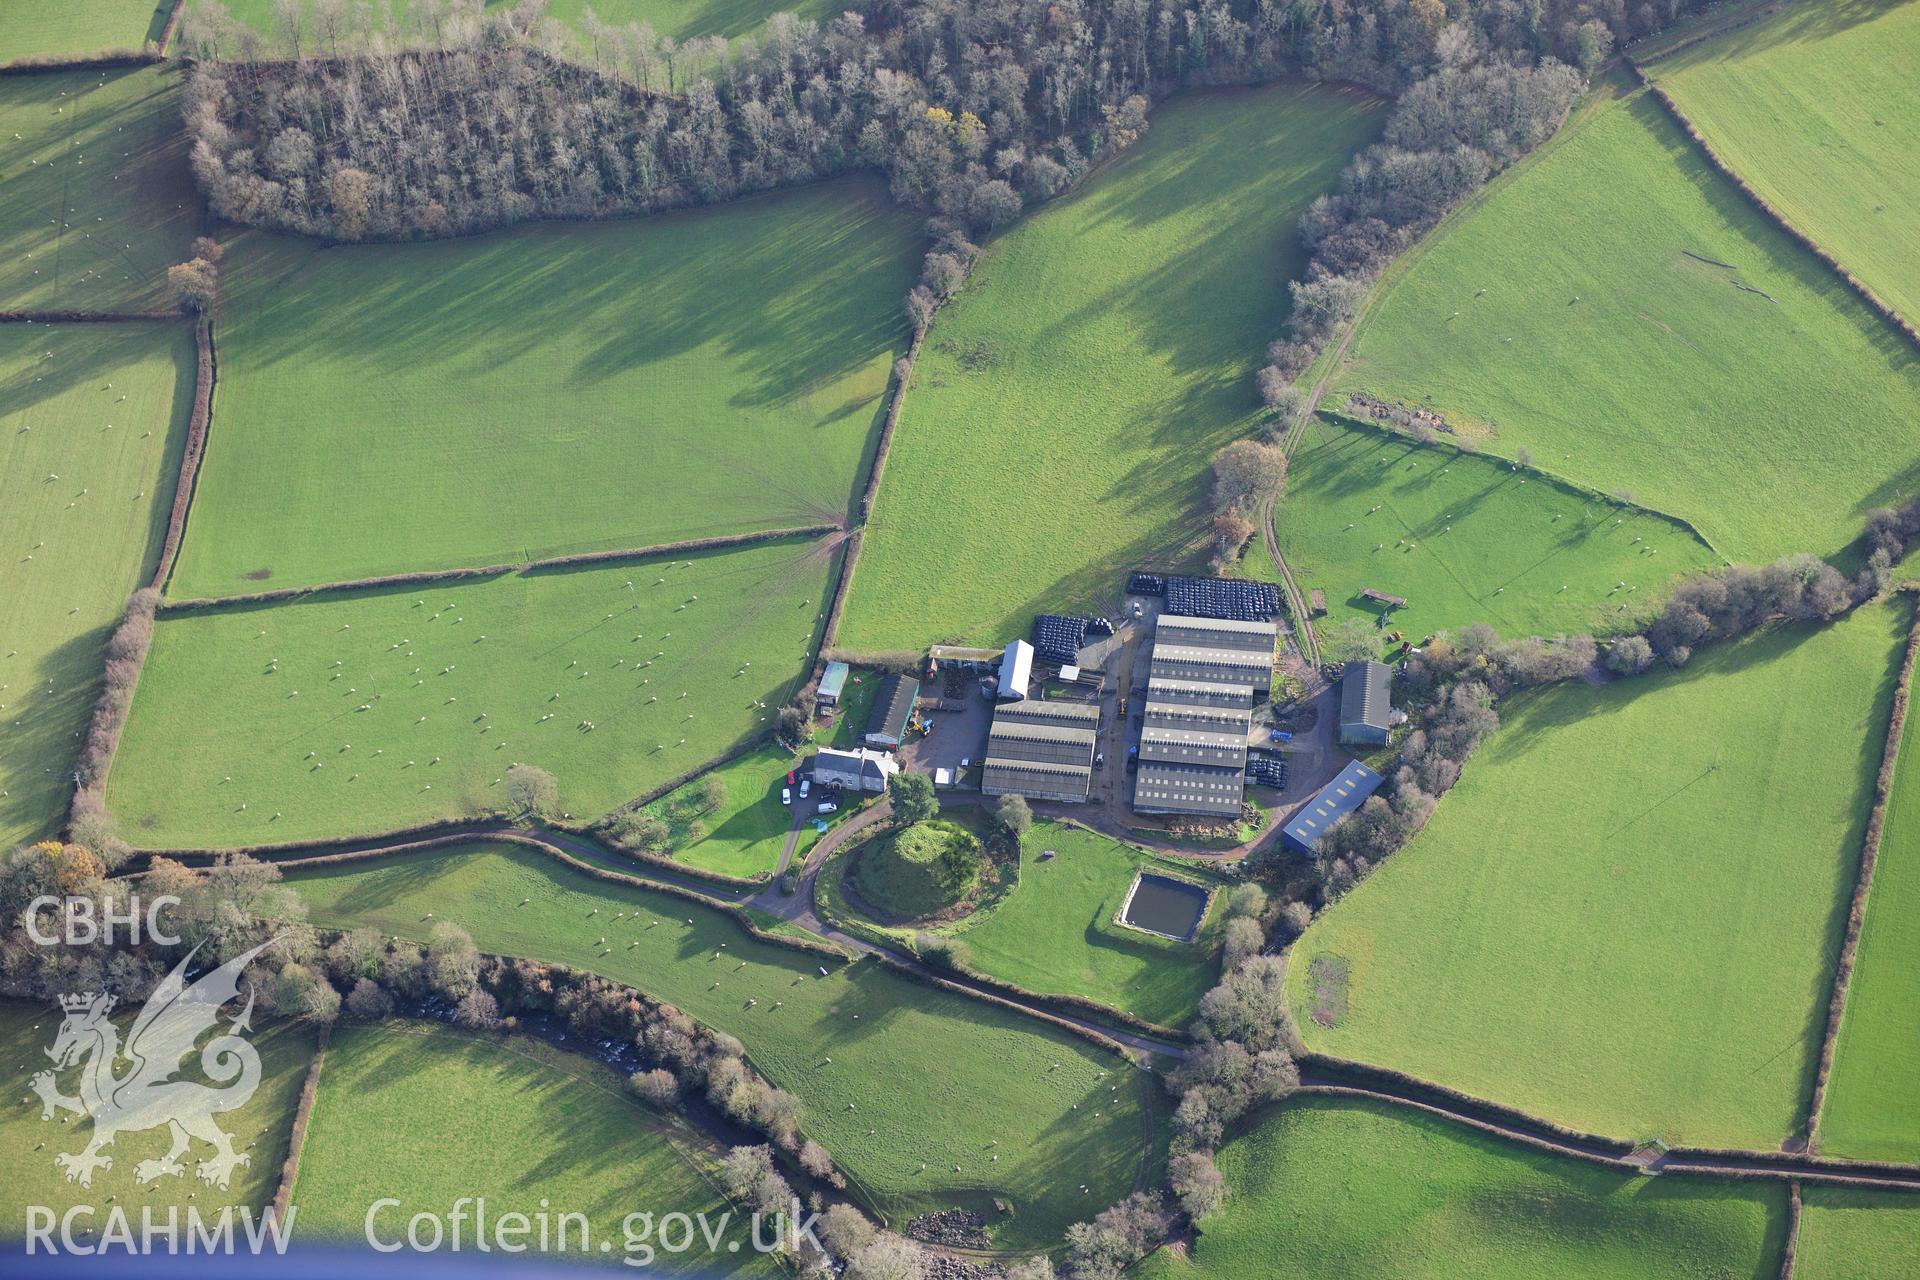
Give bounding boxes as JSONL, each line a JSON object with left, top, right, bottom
{"left": 1779, "top": 1180, "right": 1802, "bottom": 1280}
{"left": 819, "top": 329, "right": 924, "bottom": 655}
{"left": 0, "top": 50, "right": 163, "bottom": 75}
{"left": 0, "top": 310, "right": 180, "bottom": 323}
{"left": 271, "top": 1022, "right": 329, "bottom": 1224}
{"left": 229, "top": 828, "right": 849, "bottom": 963}
{"left": 158, "top": 523, "right": 841, "bottom": 612}
{"left": 1631, "top": 68, "right": 1920, "bottom": 356}
{"left": 1805, "top": 587, "right": 1920, "bottom": 1144}
{"left": 1302, "top": 1051, "right": 1920, "bottom": 1185}
{"left": 151, "top": 317, "right": 214, "bottom": 591}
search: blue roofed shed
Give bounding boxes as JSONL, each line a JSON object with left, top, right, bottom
{"left": 817, "top": 660, "right": 851, "bottom": 706}
{"left": 1282, "top": 761, "right": 1384, "bottom": 854}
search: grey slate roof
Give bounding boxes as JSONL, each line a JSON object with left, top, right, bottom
{"left": 1340, "top": 660, "right": 1392, "bottom": 731}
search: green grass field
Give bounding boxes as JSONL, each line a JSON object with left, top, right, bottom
{"left": 0, "top": 65, "right": 200, "bottom": 311}
{"left": 107, "top": 536, "right": 836, "bottom": 845}
{"left": 215, "top": 0, "right": 839, "bottom": 46}
{"left": 0, "top": 1002, "right": 315, "bottom": 1231}
{"left": 1281, "top": 413, "right": 1719, "bottom": 638}
{"left": 282, "top": 840, "right": 1149, "bottom": 1248}
{"left": 0, "top": 0, "right": 170, "bottom": 64}
{"left": 0, "top": 321, "right": 192, "bottom": 849}
{"left": 943, "top": 822, "right": 1222, "bottom": 1029}
{"left": 293, "top": 1021, "right": 772, "bottom": 1272}
{"left": 1333, "top": 79, "right": 1920, "bottom": 563}
{"left": 170, "top": 179, "right": 917, "bottom": 597}
{"left": 1287, "top": 598, "right": 1909, "bottom": 1148}
{"left": 1795, "top": 1186, "right": 1920, "bottom": 1280}
{"left": 1647, "top": 0, "right": 1920, "bottom": 327}
{"left": 1138, "top": 1097, "right": 1786, "bottom": 1280}
{"left": 1818, "top": 629, "right": 1920, "bottom": 1162}
{"left": 837, "top": 84, "right": 1384, "bottom": 651}
{"left": 632, "top": 745, "right": 798, "bottom": 879}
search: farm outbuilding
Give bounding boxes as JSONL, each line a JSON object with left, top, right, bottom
{"left": 865, "top": 674, "right": 922, "bottom": 747}
{"left": 983, "top": 698, "right": 1100, "bottom": 803}
{"left": 998, "top": 638, "right": 1035, "bottom": 701}
{"left": 1281, "top": 760, "right": 1384, "bottom": 854}
{"left": 1338, "top": 660, "right": 1393, "bottom": 746}
{"left": 812, "top": 747, "right": 900, "bottom": 793}
{"left": 817, "top": 660, "right": 851, "bottom": 706}
{"left": 1132, "top": 613, "right": 1275, "bottom": 818}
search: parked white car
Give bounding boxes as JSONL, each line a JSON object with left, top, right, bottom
{"left": 781, "top": 786, "right": 792, "bottom": 805}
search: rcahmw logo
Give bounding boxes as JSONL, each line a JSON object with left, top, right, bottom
{"left": 23, "top": 892, "right": 180, "bottom": 947}
{"left": 22, "top": 938, "right": 297, "bottom": 1256}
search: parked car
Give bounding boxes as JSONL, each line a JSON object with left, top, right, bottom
{"left": 786, "top": 770, "right": 797, "bottom": 786}
{"left": 1269, "top": 729, "right": 1293, "bottom": 743}
{"left": 800, "top": 778, "right": 811, "bottom": 798}
{"left": 781, "top": 786, "right": 792, "bottom": 805}
{"left": 817, "top": 801, "right": 838, "bottom": 814}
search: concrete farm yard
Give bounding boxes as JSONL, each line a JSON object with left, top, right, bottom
{"left": 11, "top": 0, "right": 1920, "bottom": 1275}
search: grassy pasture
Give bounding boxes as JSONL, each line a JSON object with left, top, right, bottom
{"left": 0, "top": 1002, "right": 315, "bottom": 1232}
{"left": 1818, "top": 637, "right": 1920, "bottom": 1162}
{"left": 0, "top": 65, "right": 199, "bottom": 311}
{"left": 292, "top": 1021, "right": 772, "bottom": 1272}
{"left": 216, "top": 0, "right": 840, "bottom": 45}
{"left": 107, "top": 536, "right": 836, "bottom": 845}
{"left": 1333, "top": 80, "right": 1920, "bottom": 563}
{"left": 837, "top": 84, "right": 1385, "bottom": 651}
{"left": 170, "top": 178, "right": 917, "bottom": 597}
{"left": 1137, "top": 1097, "right": 1786, "bottom": 1280}
{"left": 631, "top": 744, "right": 798, "bottom": 879}
{"left": 282, "top": 840, "right": 1150, "bottom": 1248}
{"left": 1287, "top": 598, "right": 1909, "bottom": 1148}
{"left": 1647, "top": 0, "right": 1920, "bottom": 326}
{"left": 943, "top": 822, "right": 1222, "bottom": 1029}
{"left": 1281, "top": 413, "right": 1718, "bottom": 638}
{"left": 1795, "top": 1186, "right": 1920, "bottom": 1280}
{"left": 0, "top": 321, "right": 192, "bottom": 849}
{"left": 0, "top": 1, "right": 171, "bottom": 64}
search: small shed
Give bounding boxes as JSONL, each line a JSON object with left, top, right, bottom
{"left": 1338, "top": 660, "right": 1392, "bottom": 746}
{"left": 817, "top": 660, "right": 851, "bottom": 706}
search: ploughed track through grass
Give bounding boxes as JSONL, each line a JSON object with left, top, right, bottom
{"left": 1280, "top": 412, "right": 1719, "bottom": 639}
{"left": 1818, "top": 631, "right": 1920, "bottom": 1163}
{"left": 282, "top": 839, "right": 1151, "bottom": 1249}
{"left": 0, "top": 321, "right": 193, "bottom": 849}
{"left": 108, "top": 536, "right": 837, "bottom": 845}
{"left": 1645, "top": 0, "right": 1920, "bottom": 327}
{"left": 1136, "top": 1096, "right": 1787, "bottom": 1280}
{"left": 1287, "top": 598, "right": 1910, "bottom": 1149}
{"left": 0, "top": 1001, "right": 316, "bottom": 1229}
{"left": 0, "top": 65, "right": 200, "bottom": 312}
{"left": 292, "top": 1020, "right": 774, "bottom": 1273}
{"left": 838, "top": 83, "right": 1385, "bottom": 651}
{"left": 1332, "top": 78, "right": 1920, "bottom": 563}
{"left": 171, "top": 178, "right": 918, "bottom": 597}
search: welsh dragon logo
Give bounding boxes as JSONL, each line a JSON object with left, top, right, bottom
{"left": 30, "top": 940, "right": 273, "bottom": 1190}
